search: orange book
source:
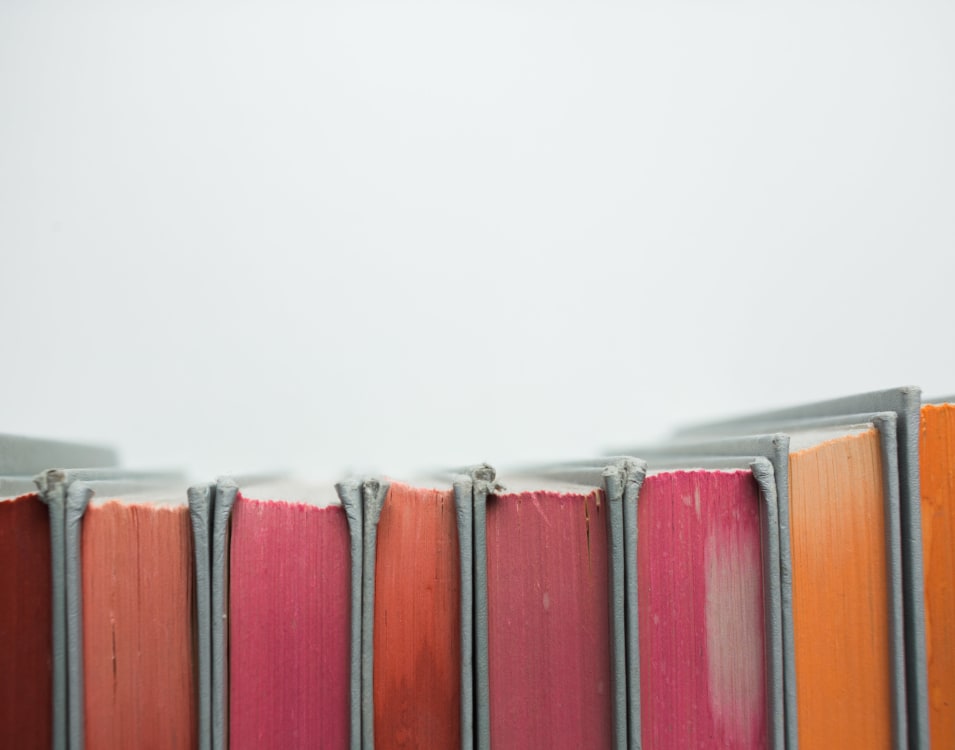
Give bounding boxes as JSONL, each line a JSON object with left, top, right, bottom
{"left": 366, "top": 481, "right": 462, "bottom": 749}
{"left": 74, "top": 486, "right": 197, "bottom": 749}
{"left": 921, "top": 401, "right": 955, "bottom": 748}
{"left": 649, "top": 416, "right": 907, "bottom": 749}
{"left": 788, "top": 427, "right": 896, "bottom": 749}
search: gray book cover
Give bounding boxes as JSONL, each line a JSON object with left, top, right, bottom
{"left": 334, "top": 478, "right": 369, "bottom": 750}
{"left": 187, "top": 483, "right": 215, "bottom": 750}
{"left": 451, "top": 465, "right": 493, "bottom": 750}
{"left": 0, "top": 434, "right": 116, "bottom": 477}
{"left": 354, "top": 478, "right": 389, "bottom": 750}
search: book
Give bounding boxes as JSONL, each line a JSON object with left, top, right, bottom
{"left": 361, "top": 477, "right": 465, "bottom": 749}
{"left": 1, "top": 488, "right": 54, "bottom": 749}
{"left": 187, "top": 483, "right": 214, "bottom": 750}
{"left": 209, "top": 477, "right": 363, "bottom": 750}
{"left": 48, "top": 471, "right": 189, "bottom": 750}
{"left": 5, "top": 383, "right": 952, "bottom": 750}
{"left": 678, "top": 386, "right": 928, "bottom": 749}
{"left": 0, "top": 435, "right": 116, "bottom": 750}
{"left": 920, "top": 397, "right": 955, "bottom": 749}
{"left": 72, "top": 481, "right": 196, "bottom": 749}
{"left": 472, "top": 459, "right": 639, "bottom": 750}
{"left": 667, "top": 409, "right": 911, "bottom": 749}
{"left": 624, "top": 456, "right": 783, "bottom": 750}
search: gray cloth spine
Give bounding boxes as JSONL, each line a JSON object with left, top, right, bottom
{"left": 471, "top": 467, "right": 494, "bottom": 750}
{"left": 188, "top": 484, "right": 215, "bottom": 750}
{"left": 760, "top": 437, "right": 797, "bottom": 750}
{"left": 601, "top": 461, "right": 636, "bottom": 750}
{"left": 452, "top": 474, "right": 475, "bottom": 750}
{"left": 34, "top": 470, "right": 70, "bottom": 750}
{"left": 750, "top": 458, "right": 786, "bottom": 750}
{"left": 359, "top": 479, "right": 388, "bottom": 750}
{"left": 211, "top": 478, "right": 238, "bottom": 750}
{"left": 335, "top": 479, "right": 366, "bottom": 750}
{"left": 898, "top": 392, "right": 929, "bottom": 750}
{"left": 450, "top": 464, "right": 498, "bottom": 750}
{"left": 873, "top": 415, "right": 908, "bottom": 750}
{"left": 64, "top": 482, "right": 94, "bottom": 750}
{"left": 618, "top": 461, "right": 645, "bottom": 750}
{"left": 23, "top": 445, "right": 119, "bottom": 750}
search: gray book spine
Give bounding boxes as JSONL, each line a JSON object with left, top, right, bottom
{"left": 210, "top": 479, "right": 238, "bottom": 750}
{"left": 34, "top": 471, "right": 70, "bottom": 750}
{"left": 188, "top": 484, "right": 215, "bottom": 750}
{"left": 750, "top": 457, "right": 786, "bottom": 750}
{"left": 64, "top": 482, "right": 95, "bottom": 750}
{"left": 359, "top": 479, "right": 388, "bottom": 750}
{"left": 601, "top": 460, "right": 637, "bottom": 750}
{"left": 618, "top": 460, "right": 645, "bottom": 750}
{"left": 452, "top": 475, "right": 475, "bottom": 750}
{"left": 335, "top": 479, "right": 366, "bottom": 750}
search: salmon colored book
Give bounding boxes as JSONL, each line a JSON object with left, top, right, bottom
{"left": 788, "top": 428, "right": 893, "bottom": 749}
{"left": 373, "top": 482, "right": 461, "bottom": 749}
{"left": 485, "top": 485, "right": 614, "bottom": 749}
{"left": 228, "top": 484, "right": 352, "bottom": 750}
{"left": 638, "top": 470, "right": 767, "bottom": 749}
{"left": 920, "top": 402, "right": 955, "bottom": 748}
{"left": 0, "top": 492, "right": 52, "bottom": 748}
{"left": 81, "top": 492, "right": 197, "bottom": 749}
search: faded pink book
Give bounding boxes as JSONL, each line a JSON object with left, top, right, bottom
{"left": 486, "top": 485, "right": 614, "bottom": 749}
{"left": 638, "top": 470, "right": 767, "bottom": 750}
{"left": 229, "top": 482, "right": 352, "bottom": 750}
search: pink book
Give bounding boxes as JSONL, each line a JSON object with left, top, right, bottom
{"left": 227, "top": 480, "right": 359, "bottom": 750}
{"left": 637, "top": 469, "right": 771, "bottom": 750}
{"left": 483, "top": 474, "right": 622, "bottom": 749}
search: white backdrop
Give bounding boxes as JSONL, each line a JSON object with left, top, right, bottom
{"left": 2, "top": 1, "right": 953, "bottom": 480}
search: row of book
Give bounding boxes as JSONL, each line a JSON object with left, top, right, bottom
{"left": 2, "top": 386, "right": 953, "bottom": 750}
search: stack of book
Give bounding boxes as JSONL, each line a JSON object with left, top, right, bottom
{"left": 2, "top": 386, "right": 952, "bottom": 749}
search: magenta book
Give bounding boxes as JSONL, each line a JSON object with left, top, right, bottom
{"left": 638, "top": 470, "right": 768, "bottom": 749}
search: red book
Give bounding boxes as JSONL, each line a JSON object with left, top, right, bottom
{"left": 0, "top": 491, "right": 53, "bottom": 748}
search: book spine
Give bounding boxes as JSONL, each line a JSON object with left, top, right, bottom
{"left": 188, "top": 484, "right": 215, "bottom": 750}
{"left": 65, "top": 482, "right": 94, "bottom": 750}
{"left": 336, "top": 479, "right": 365, "bottom": 750}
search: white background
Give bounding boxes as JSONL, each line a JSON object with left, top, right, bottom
{"left": 2, "top": 1, "right": 953, "bottom": 480}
